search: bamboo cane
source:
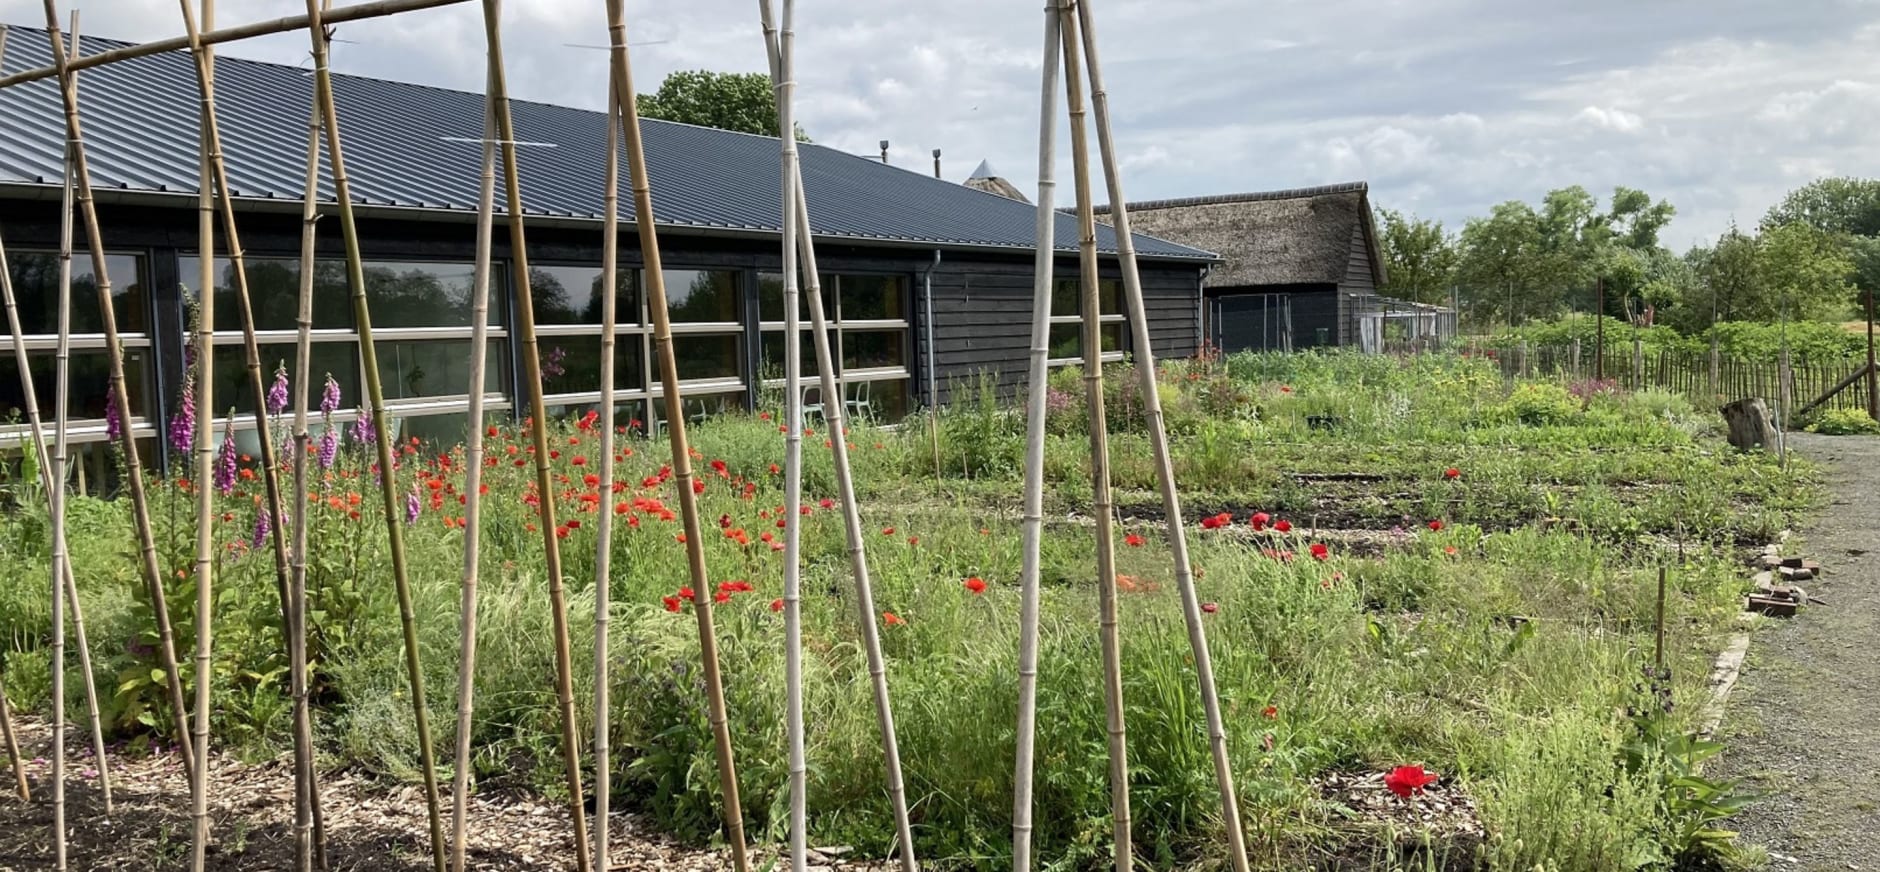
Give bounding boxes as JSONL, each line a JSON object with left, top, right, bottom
{"left": 474, "top": 5, "right": 591, "bottom": 869}
{"left": 769, "top": 1, "right": 807, "bottom": 868}
{"left": 186, "top": 4, "right": 219, "bottom": 865}
{"left": 288, "top": 8, "right": 334, "bottom": 869}
{"left": 592, "top": 58, "right": 622, "bottom": 872}
{"left": 1057, "top": 9, "right": 1131, "bottom": 868}
{"left": 298, "top": 3, "right": 447, "bottom": 868}
{"left": 752, "top": 5, "right": 918, "bottom": 865}
{"left": 604, "top": 10, "right": 747, "bottom": 867}
{"left": 450, "top": 65, "right": 499, "bottom": 872}
{"left": 0, "top": 23, "right": 112, "bottom": 815}
{"left": 1011, "top": 3, "right": 1060, "bottom": 870}
{"left": 175, "top": 2, "right": 323, "bottom": 867}
{"left": 38, "top": 0, "right": 197, "bottom": 777}
{"left": 49, "top": 61, "right": 74, "bottom": 872}
{"left": 0, "top": 0, "right": 473, "bottom": 89}
{"left": 1070, "top": 1, "right": 1249, "bottom": 867}
{"left": 0, "top": 665, "right": 27, "bottom": 801}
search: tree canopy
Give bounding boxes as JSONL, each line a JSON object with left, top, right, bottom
{"left": 637, "top": 70, "right": 810, "bottom": 141}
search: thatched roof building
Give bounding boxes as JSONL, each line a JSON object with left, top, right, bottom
{"left": 1092, "top": 182, "right": 1393, "bottom": 351}
{"left": 964, "top": 159, "right": 1030, "bottom": 203}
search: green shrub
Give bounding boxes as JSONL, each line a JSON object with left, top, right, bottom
{"left": 1497, "top": 382, "right": 1582, "bottom": 426}
{"left": 1804, "top": 408, "right": 1880, "bottom": 435}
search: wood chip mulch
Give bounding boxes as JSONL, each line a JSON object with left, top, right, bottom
{"left": 1314, "top": 769, "right": 1486, "bottom": 855}
{"left": 0, "top": 717, "right": 872, "bottom": 871}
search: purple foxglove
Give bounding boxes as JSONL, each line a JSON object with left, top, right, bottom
{"left": 351, "top": 408, "right": 375, "bottom": 447}
{"left": 320, "top": 374, "right": 341, "bottom": 417}
{"left": 215, "top": 429, "right": 238, "bottom": 495}
{"left": 104, "top": 384, "right": 123, "bottom": 442}
{"left": 317, "top": 428, "right": 338, "bottom": 470}
{"left": 267, "top": 364, "right": 290, "bottom": 416}
{"left": 251, "top": 509, "right": 272, "bottom": 550}
{"left": 169, "top": 374, "right": 196, "bottom": 456}
{"left": 405, "top": 490, "right": 420, "bottom": 525}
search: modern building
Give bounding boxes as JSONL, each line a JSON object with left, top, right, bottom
{"left": 0, "top": 25, "right": 1214, "bottom": 477}
{"left": 1095, "top": 182, "right": 1449, "bottom": 353}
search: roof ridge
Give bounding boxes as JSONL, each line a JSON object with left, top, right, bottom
{"left": 1090, "top": 181, "right": 1370, "bottom": 214}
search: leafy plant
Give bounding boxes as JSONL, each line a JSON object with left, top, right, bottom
{"left": 1803, "top": 407, "right": 1880, "bottom": 435}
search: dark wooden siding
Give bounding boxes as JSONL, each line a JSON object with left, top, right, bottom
{"left": 921, "top": 253, "right": 1202, "bottom": 407}
{"left": 1337, "top": 222, "right": 1378, "bottom": 346}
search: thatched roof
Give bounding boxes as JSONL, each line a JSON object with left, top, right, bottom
{"left": 1093, "top": 182, "right": 1385, "bottom": 289}
{"left": 963, "top": 159, "right": 1030, "bottom": 203}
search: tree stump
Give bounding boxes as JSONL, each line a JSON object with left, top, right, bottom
{"left": 1721, "top": 398, "right": 1779, "bottom": 451}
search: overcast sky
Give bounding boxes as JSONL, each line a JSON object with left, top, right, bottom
{"left": 5, "top": 0, "right": 1878, "bottom": 249}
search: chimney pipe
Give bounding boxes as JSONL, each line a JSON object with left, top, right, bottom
{"left": 932, "top": 148, "right": 942, "bottom": 178}
{"left": 879, "top": 139, "right": 890, "bottom": 163}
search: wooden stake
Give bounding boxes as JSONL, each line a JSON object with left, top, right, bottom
{"left": 450, "top": 63, "right": 500, "bottom": 872}
{"left": 1011, "top": 3, "right": 1060, "bottom": 869}
{"left": 764, "top": 0, "right": 807, "bottom": 867}
{"left": 592, "top": 49, "right": 623, "bottom": 872}
{"left": 1058, "top": 7, "right": 1131, "bottom": 868}
{"left": 298, "top": 3, "right": 447, "bottom": 867}
{"left": 184, "top": 4, "right": 219, "bottom": 865}
{"left": 1654, "top": 565, "right": 1667, "bottom": 679}
{"left": 0, "top": 22, "right": 112, "bottom": 816}
{"left": 753, "top": 5, "right": 919, "bottom": 865}
{"left": 0, "top": 0, "right": 473, "bottom": 88}
{"left": 0, "top": 666, "right": 27, "bottom": 801}
{"left": 1072, "top": 0, "right": 1250, "bottom": 867}
{"left": 49, "top": 51, "right": 74, "bottom": 872}
{"left": 38, "top": 0, "right": 198, "bottom": 778}
{"left": 288, "top": 8, "right": 334, "bottom": 869}
{"left": 605, "top": 9, "right": 747, "bottom": 866}
{"left": 474, "top": 4, "right": 591, "bottom": 868}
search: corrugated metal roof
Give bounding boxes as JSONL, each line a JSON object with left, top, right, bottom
{"left": 0, "top": 25, "right": 1214, "bottom": 262}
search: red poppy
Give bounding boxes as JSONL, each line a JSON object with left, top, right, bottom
{"left": 1201, "top": 602, "right": 1219, "bottom": 614}
{"left": 549, "top": 450, "right": 561, "bottom": 460}
{"left": 1444, "top": 546, "right": 1458, "bottom": 555}
{"left": 662, "top": 596, "right": 682, "bottom": 613}
{"left": 907, "top": 537, "right": 920, "bottom": 546}
{"left": 1384, "top": 765, "right": 1438, "bottom": 798}
{"left": 881, "top": 526, "right": 896, "bottom": 536}
{"left": 1443, "top": 467, "right": 1460, "bottom": 480}
{"left": 819, "top": 498, "right": 835, "bottom": 510}
{"left": 963, "top": 577, "right": 987, "bottom": 595}
{"left": 615, "top": 502, "right": 630, "bottom": 515}
{"left": 677, "top": 586, "right": 694, "bottom": 600}
{"left": 710, "top": 459, "right": 728, "bottom": 476}
{"left": 1124, "top": 533, "right": 1145, "bottom": 547}
{"left": 770, "top": 598, "right": 784, "bottom": 612}
{"left": 883, "top": 611, "right": 905, "bottom": 626}
{"left": 583, "top": 473, "right": 600, "bottom": 488}
{"left": 1427, "top": 519, "right": 1444, "bottom": 532}
{"left": 692, "top": 479, "right": 707, "bottom": 495}
{"left": 1200, "top": 512, "right": 1232, "bottom": 530}
{"left": 572, "top": 455, "right": 587, "bottom": 466}
{"left": 1249, "top": 511, "right": 1270, "bottom": 531}
{"left": 719, "top": 513, "right": 733, "bottom": 529}
{"left": 1261, "top": 705, "right": 1278, "bottom": 720}
{"left": 1309, "top": 543, "right": 1330, "bottom": 561}
{"left": 676, "top": 534, "right": 688, "bottom": 543}
{"left": 487, "top": 425, "right": 500, "bottom": 438}
{"left": 714, "top": 591, "right": 731, "bottom": 604}
{"left": 769, "top": 463, "right": 781, "bottom": 475}
{"left": 1279, "top": 385, "right": 1293, "bottom": 393}
{"left": 1274, "top": 519, "right": 1292, "bottom": 533}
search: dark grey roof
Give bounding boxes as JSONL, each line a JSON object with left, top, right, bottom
{"left": 0, "top": 25, "right": 1212, "bottom": 262}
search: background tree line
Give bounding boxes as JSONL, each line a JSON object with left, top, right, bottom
{"left": 1375, "top": 178, "right": 1878, "bottom": 338}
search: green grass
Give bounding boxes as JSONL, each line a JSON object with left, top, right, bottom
{"left": 0, "top": 349, "right": 1817, "bottom": 870}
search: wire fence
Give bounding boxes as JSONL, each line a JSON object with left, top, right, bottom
{"left": 1465, "top": 338, "right": 1877, "bottom": 416}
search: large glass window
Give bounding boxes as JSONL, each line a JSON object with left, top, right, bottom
{"left": 664, "top": 270, "right": 740, "bottom": 323}
{"left": 1049, "top": 276, "right": 1127, "bottom": 365}
{"left": 529, "top": 265, "right": 637, "bottom": 326}
{"left": 376, "top": 339, "right": 507, "bottom": 402}
{"left": 181, "top": 256, "right": 352, "bottom": 332}
{"left": 757, "top": 272, "right": 912, "bottom": 421}
{"left": 0, "top": 251, "right": 153, "bottom": 444}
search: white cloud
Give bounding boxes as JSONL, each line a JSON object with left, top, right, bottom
{"left": 1575, "top": 106, "right": 1644, "bottom": 133}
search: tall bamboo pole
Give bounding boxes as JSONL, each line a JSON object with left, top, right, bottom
{"left": 185, "top": 4, "right": 219, "bottom": 865}
{"left": 474, "top": 5, "right": 591, "bottom": 869}
{"left": 1071, "top": 1, "right": 1249, "bottom": 867}
{"left": 49, "top": 61, "right": 75, "bottom": 872}
{"left": 770, "top": 0, "right": 807, "bottom": 867}
{"left": 1011, "top": 3, "right": 1060, "bottom": 869}
{"left": 753, "top": 6, "right": 919, "bottom": 865}
{"left": 0, "top": 23, "right": 112, "bottom": 815}
{"left": 175, "top": 2, "right": 323, "bottom": 867}
{"left": 1057, "top": 8, "right": 1130, "bottom": 868}
{"left": 0, "top": 666, "right": 27, "bottom": 800}
{"left": 450, "top": 67, "right": 500, "bottom": 872}
{"left": 592, "top": 62, "right": 622, "bottom": 872}
{"left": 38, "top": 0, "right": 197, "bottom": 777}
{"left": 288, "top": 8, "right": 334, "bottom": 869}
{"left": 1865, "top": 287, "right": 1876, "bottom": 422}
{"left": 298, "top": 3, "right": 447, "bottom": 868}
{"left": 604, "top": 8, "right": 748, "bottom": 867}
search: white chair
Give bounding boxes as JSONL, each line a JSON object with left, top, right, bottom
{"left": 844, "top": 379, "right": 874, "bottom": 422}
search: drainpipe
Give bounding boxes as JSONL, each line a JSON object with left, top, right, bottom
{"left": 1196, "top": 264, "right": 1212, "bottom": 355}
{"left": 922, "top": 249, "right": 943, "bottom": 407}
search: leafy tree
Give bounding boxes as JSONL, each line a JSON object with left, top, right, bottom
{"left": 1456, "top": 201, "right": 1550, "bottom": 326}
{"left": 1607, "top": 186, "right": 1677, "bottom": 251}
{"left": 1761, "top": 177, "right": 1880, "bottom": 237}
{"left": 1374, "top": 208, "right": 1457, "bottom": 305}
{"left": 637, "top": 70, "right": 810, "bottom": 141}
{"left": 1756, "top": 222, "right": 1857, "bottom": 322}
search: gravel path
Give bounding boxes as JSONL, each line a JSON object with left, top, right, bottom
{"left": 1716, "top": 432, "right": 1880, "bottom": 871}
